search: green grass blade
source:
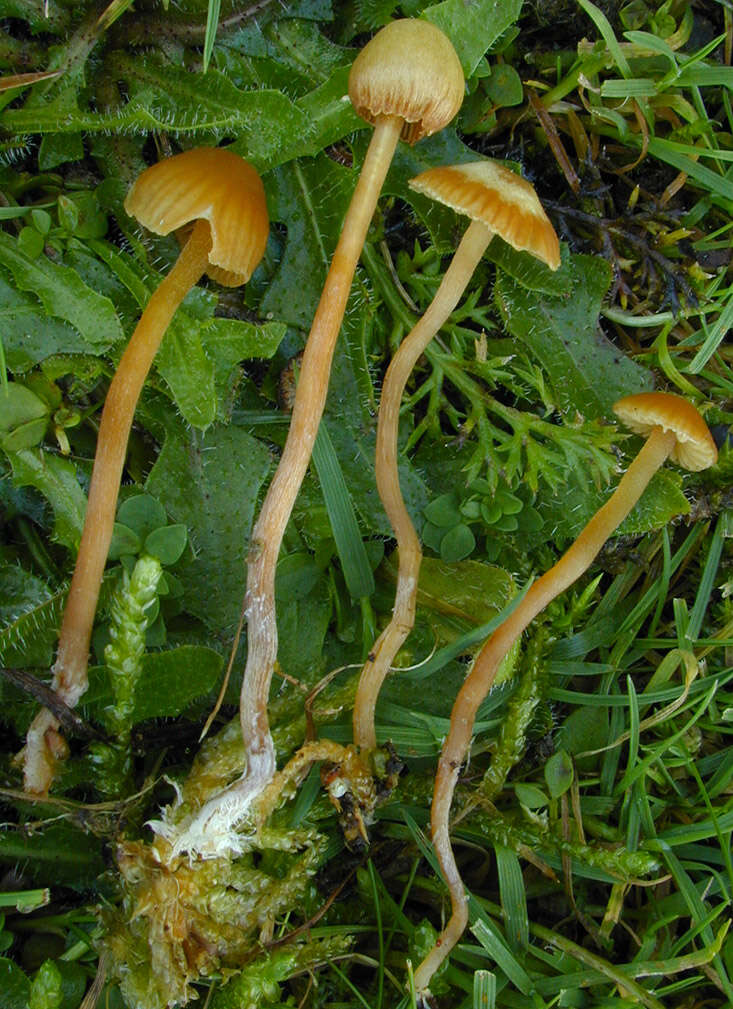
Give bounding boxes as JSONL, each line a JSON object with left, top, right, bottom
{"left": 494, "top": 845, "right": 529, "bottom": 951}
{"left": 576, "top": 0, "right": 631, "bottom": 76}
{"left": 473, "top": 969, "right": 496, "bottom": 1009}
{"left": 202, "top": 0, "right": 222, "bottom": 73}
{"left": 312, "top": 421, "right": 375, "bottom": 601}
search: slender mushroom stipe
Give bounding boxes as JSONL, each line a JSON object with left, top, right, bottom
{"left": 22, "top": 148, "right": 269, "bottom": 796}
{"left": 413, "top": 391, "right": 717, "bottom": 995}
{"left": 353, "top": 161, "right": 560, "bottom": 753}
{"left": 167, "top": 20, "right": 464, "bottom": 859}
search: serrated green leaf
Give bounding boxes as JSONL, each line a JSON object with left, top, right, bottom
{"left": 7, "top": 448, "right": 86, "bottom": 549}
{"left": 538, "top": 467, "right": 690, "bottom": 545}
{"left": 259, "top": 18, "right": 352, "bottom": 85}
{"left": 152, "top": 306, "right": 216, "bottom": 429}
{"left": 0, "top": 231, "right": 122, "bottom": 353}
{"left": 4, "top": 61, "right": 360, "bottom": 173}
{"left": 0, "top": 565, "right": 58, "bottom": 667}
{"left": 294, "top": 64, "right": 362, "bottom": 155}
{"left": 488, "top": 240, "right": 573, "bottom": 295}
{"left": 261, "top": 153, "right": 354, "bottom": 328}
{"left": 146, "top": 425, "right": 272, "bottom": 632}
{"left": 424, "top": 0, "right": 524, "bottom": 75}
{"left": 617, "top": 469, "right": 691, "bottom": 535}
{"left": 495, "top": 253, "right": 653, "bottom": 417}
{"left": 199, "top": 318, "right": 286, "bottom": 363}
{"left": 412, "top": 555, "right": 515, "bottom": 626}
{"left": 84, "top": 645, "right": 224, "bottom": 722}
{"left": 131, "top": 646, "right": 221, "bottom": 720}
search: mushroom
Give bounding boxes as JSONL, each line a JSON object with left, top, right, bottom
{"left": 353, "top": 160, "right": 560, "bottom": 753}
{"left": 22, "top": 147, "right": 269, "bottom": 795}
{"left": 165, "top": 20, "right": 465, "bottom": 860}
{"left": 413, "top": 391, "right": 718, "bottom": 995}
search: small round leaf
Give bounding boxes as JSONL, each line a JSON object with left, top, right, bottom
{"left": 117, "top": 494, "right": 167, "bottom": 540}
{"left": 144, "top": 524, "right": 188, "bottom": 565}
{"left": 108, "top": 522, "right": 142, "bottom": 560}
{"left": 425, "top": 493, "right": 462, "bottom": 528}
{"left": 440, "top": 524, "right": 476, "bottom": 562}
{"left": 544, "top": 749, "right": 574, "bottom": 799}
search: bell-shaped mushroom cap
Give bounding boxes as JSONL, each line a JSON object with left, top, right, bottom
{"left": 348, "top": 19, "right": 464, "bottom": 145}
{"left": 613, "top": 392, "right": 718, "bottom": 472}
{"left": 124, "top": 147, "right": 269, "bottom": 287}
{"left": 409, "top": 160, "right": 561, "bottom": 270}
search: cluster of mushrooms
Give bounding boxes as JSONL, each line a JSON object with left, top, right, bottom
{"left": 20, "top": 17, "right": 718, "bottom": 1002}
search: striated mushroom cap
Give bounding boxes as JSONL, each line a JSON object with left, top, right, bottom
{"left": 613, "top": 392, "right": 718, "bottom": 471}
{"left": 409, "top": 160, "right": 561, "bottom": 270}
{"left": 124, "top": 147, "right": 269, "bottom": 287}
{"left": 348, "top": 19, "right": 464, "bottom": 145}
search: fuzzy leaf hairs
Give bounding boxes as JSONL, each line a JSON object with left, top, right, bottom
{"left": 22, "top": 148, "right": 269, "bottom": 795}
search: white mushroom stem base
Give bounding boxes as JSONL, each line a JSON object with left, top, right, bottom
{"left": 22, "top": 220, "right": 212, "bottom": 796}
{"left": 413, "top": 424, "right": 677, "bottom": 994}
{"left": 353, "top": 220, "right": 493, "bottom": 752}
{"left": 151, "top": 740, "right": 276, "bottom": 861}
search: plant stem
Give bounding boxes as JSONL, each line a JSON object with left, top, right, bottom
{"left": 413, "top": 424, "right": 677, "bottom": 994}
{"left": 169, "top": 115, "right": 404, "bottom": 856}
{"left": 353, "top": 220, "right": 492, "bottom": 751}
{"left": 240, "top": 118, "right": 402, "bottom": 748}
{"left": 23, "top": 219, "right": 211, "bottom": 795}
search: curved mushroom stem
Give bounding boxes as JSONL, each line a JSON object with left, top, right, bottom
{"left": 353, "top": 220, "right": 492, "bottom": 752}
{"left": 223, "top": 119, "right": 404, "bottom": 785}
{"left": 413, "top": 424, "right": 677, "bottom": 993}
{"left": 23, "top": 218, "right": 212, "bottom": 795}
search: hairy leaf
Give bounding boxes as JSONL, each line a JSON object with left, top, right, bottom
{"left": 0, "top": 566, "right": 60, "bottom": 667}
{"left": 7, "top": 449, "right": 87, "bottom": 549}
{"left": 83, "top": 644, "right": 224, "bottom": 722}
{"left": 0, "top": 275, "right": 98, "bottom": 372}
{"left": 156, "top": 313, "right": 216, "bottom": 430}
{"left": 495, "top": 254, "right": 653, "bottom": 417}
{"left": 0, "top": 232, "right": 122, "bottom": 353}
{"left": 146, "top": 424, "right": 272, "bottom": 632}
{"left": 425, "top": 0, "right": 524, "bottom": 75}
{"left": 261, "top": 152, "right": 354, "bottom": 329}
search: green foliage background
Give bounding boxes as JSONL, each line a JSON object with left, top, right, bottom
{"left": 0, "top": 0, "right": 732, "bottom": 1006}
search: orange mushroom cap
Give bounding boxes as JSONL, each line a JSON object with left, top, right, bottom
{"left": 348, "top": 19, "right": 464, "bottom": 145}
{"left": 124, "top": 147, "right": 269, "bottom": 287}
{"left": 409, "top": 160, "right": 560, "bottom": 270}
{"left": 613, "top": 392, "right": 718, "bottom": 472}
